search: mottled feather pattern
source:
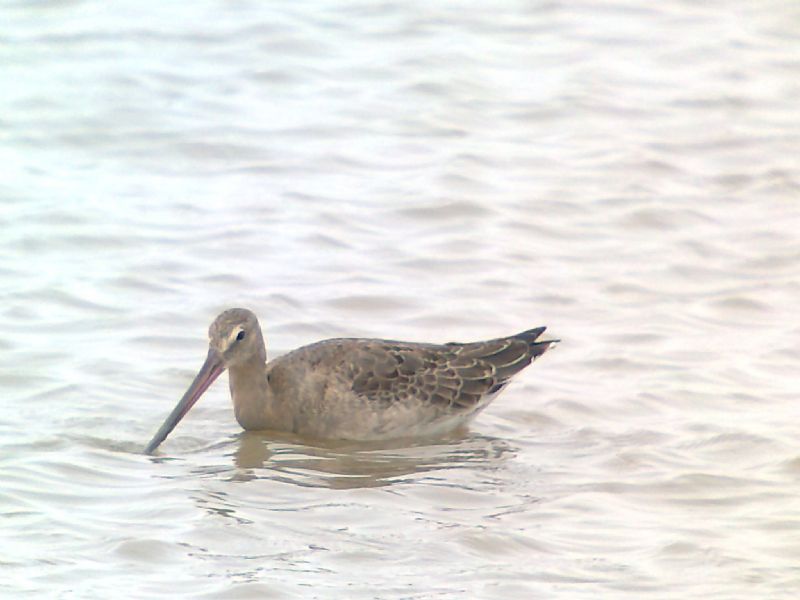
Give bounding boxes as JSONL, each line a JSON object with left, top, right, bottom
{"left": 343, "top": 327, "right": 556, "bottom": 411}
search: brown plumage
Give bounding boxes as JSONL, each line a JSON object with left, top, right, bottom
{"left": 145, "top": 308, "right": 557, "bottom": 453}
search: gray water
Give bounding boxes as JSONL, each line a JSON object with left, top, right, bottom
{"left": 3, "top": 1, "right": 800, "bottom": 598}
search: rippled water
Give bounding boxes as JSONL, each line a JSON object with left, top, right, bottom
{"left": 3, "top": 1, "right": 800, "bottom": 598}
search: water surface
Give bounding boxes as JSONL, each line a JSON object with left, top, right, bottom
{"left": 2, "top": 1, "right": 800, "bottom": 598}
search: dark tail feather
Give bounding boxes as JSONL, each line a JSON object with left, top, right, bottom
{"left": 487, "top": 328, "right": 556, "bottom": 391}
{"left": 489, "top": 327, "right": 559, "bottom": 381}
{"left": 514, "top": 327, "right": 559, "bottom": 360}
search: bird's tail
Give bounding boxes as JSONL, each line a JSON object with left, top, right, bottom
{"left": 513, "top": 327, "right": 559, "bottom": 360}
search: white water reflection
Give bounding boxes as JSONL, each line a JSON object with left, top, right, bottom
{"left": 3, "top": 0, "right": 800, "bottom": 598}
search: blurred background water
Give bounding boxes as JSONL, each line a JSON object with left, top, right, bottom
{"left": 2, "top": 0, "right": 800, "bottom": 598}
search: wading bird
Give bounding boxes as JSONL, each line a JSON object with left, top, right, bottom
{"left": 145, "top": 308, "right": 557, "bottom": 453}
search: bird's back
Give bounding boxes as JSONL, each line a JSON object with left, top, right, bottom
{"left": 262, "top": 328, "right": 557, "bottom": 440}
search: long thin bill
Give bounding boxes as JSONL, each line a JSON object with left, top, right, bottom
{"left": 144, "top": 348, "right": 225, "bottom": 454}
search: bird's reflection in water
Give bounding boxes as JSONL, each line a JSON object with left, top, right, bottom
{"left": 230, "top": 429, "right": 516, "bottom": 489}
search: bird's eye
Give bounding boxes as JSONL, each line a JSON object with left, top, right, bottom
{"left": 236, "top": 330, "right": 246, "bottom": 341}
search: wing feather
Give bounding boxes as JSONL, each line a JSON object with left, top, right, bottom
{"left": 342, "top": 327, "right": 554, "bottom": 411}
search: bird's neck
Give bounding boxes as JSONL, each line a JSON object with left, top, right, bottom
{"left": 228, "top": 346, "right": 270, "bottom": 430}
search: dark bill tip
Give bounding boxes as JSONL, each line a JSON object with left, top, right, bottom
{"left": 144, "top": 348, "right": 225, "bottom": 454}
